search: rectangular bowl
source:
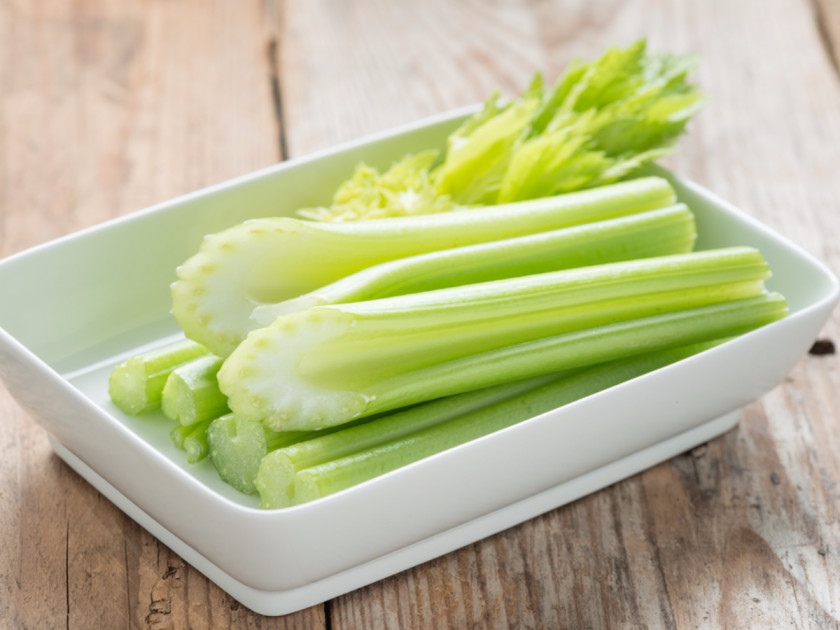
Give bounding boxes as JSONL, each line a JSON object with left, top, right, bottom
{"left": 1, "top": 106, "right": 837, "bottom": 616}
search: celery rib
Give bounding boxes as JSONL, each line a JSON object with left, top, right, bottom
{"left": 218, "top": 248, "right": 784, "bottom": 431}
{"left": 255, "top": 374, "right": 559, "bottom": 508}
{"left": 290, "top": 342, "right": 721, "bottom": 505}
{"left": 172, "top": 177, "right": 675, "bottom": 356}
{"left": 161, "top": 355, "right": 229, "bottom": 426}
{"left": 252, "top": 204, "right": 697, "bottom": 324}
{"left": 108, "top": 340, "right": 209, "bottom": 415}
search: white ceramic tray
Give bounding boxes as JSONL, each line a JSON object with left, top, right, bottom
{"left": 0, "top": 106, "right": 837, "bottom": 616}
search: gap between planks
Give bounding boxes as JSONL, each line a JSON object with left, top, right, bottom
{"left": 811, "top": 0, "right": 840, "bottom": 76}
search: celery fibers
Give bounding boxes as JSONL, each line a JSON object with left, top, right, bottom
{"left": 218, "top": 248, "right": 785, "bottom": 431}
{"left": 108, "top": 340, "right": 209, "bottom": 415}
{"left": 172, "top": 177, "right": 675, "bottom": 356}
{"left": 206, "top": 415, "right": 313, "bottom": 494}
{"left": 290, "top": 342, "right": 720, "bottom": 505}
{"left": 252, "top": 204, "right": 696, "bottom": 323}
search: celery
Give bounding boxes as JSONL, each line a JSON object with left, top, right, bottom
{"left": 252, "top": 204, "right": 696, "bottom": 323}
{"left": 170, "top": 417, "right": 214, "bottom": 464}
{"left": 184, "top": 423, "right": 211, "bottom": 464}
{"left": 108, "top": 340, "right": 209, "bottom": 415}
{"left": 172, "top": 177, "right": 676, "bottom": 356}
{"left": 306, "top": 40, "right": 702, "bottom": 220}
{"left": 290, "top": 342, "right": 721, "bottom": 505}
{"left": 161, "top": 355, "right": 229, "bottom": 426}
{"left": 255, "top": 374, "right": 559, "bottom": 508}
{"left": 218, "top": 248, "right": 785, "bottom": 431}
{"left": 206, "top": 414, "right": 313, "bottom": 494}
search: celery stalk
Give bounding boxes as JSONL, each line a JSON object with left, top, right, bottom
{"left": 206, "top": 414, "right": 313, "bottom": 494}
{"left": 218, "top": 248, "right": 784, "bottom": 431}
{"left": 170, "top": 416, "right": 214, "bottom": 463}
{"left": 291, "top": 342, "right": 721, "bottom": 505}
{"left": 255, "top": 374, "right": 560, "bottom": 508}
{"left": 161, "top": 355, "right": 229, "bottom": 426}
{"left": 252, "top": 204, "right": 696, "bottom": 323}
{"left": 184, "top": 422, "right": 211, "bottom": 464}
{"left": 108, "top": 340, "right": 209, "bottom": 415}
{"left": 172, "top": 177, "right": 675, "bottom": 356}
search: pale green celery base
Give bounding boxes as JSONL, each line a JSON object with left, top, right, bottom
{"left": 222, "top": 250, "right": 777, "bottom": 431}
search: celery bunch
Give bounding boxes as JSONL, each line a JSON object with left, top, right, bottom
{"left": 302, "top": 40, "right": 702, "bottom": 221}
{"left": 107, "top": 41, "right": 792, "bottom": 510}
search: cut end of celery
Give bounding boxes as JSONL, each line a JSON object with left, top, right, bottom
{"left": 218, "top": 309, "right": 372, "bottom": 431}
{"left": 108, "top": 358, "right": 152, "bottom": 415}
{"left": 290, "top": 470, "right": 322, "bottom": 506}
{"left": 161, "top": 356, "right": 229, "bottom": 426}
{"left": 207, "top": 415, "right": 270, "bottom": 495}
{"left": 255, "top": 449, "right": 297, "bottom": 509}
{"left": 171, "top": 218, "right": 313, "bottom": 357}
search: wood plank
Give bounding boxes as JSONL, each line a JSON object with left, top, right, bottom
{"left": 0, "top": 0, "right": 321, "bottom": 627}
{"left": 814, "top": 0, "right": 840, "bottom": 72}
{"left": 279, "top": 0, "right": 840, "bottom": 627}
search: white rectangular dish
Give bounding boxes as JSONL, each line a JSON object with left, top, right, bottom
{"left": 0, "top": 106, "right": 837, "bottom": 616}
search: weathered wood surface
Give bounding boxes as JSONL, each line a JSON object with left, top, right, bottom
{"left": 1, "top": 0, "right": 839, "bottom": 627}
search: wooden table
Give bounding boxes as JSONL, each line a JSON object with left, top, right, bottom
{"left": 2, "top": 1, "right": 840, "bottom": 627}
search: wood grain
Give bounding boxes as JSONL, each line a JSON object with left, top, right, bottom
{"left": 1, "top": 0, "right": 840, "bottom": 628}
{"left": 0, "top": 0, "right": 316, "bottom": 627}
{"left": 282, "top": 0, "right": 840, "bottom": 628}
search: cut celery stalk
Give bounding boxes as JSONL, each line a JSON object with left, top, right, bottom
{"left": 171, "top": 416, "right": 215, "bottom": 463}
{"left": 218, "top": 248, "right": 782, "bottom": 431}
{"left": 184, "top": 422, "right": 211, "bottom": 464}
{"left": 161, "top": 355, "right": 229, "bottom": 426}
{"left": 207, "top": 415, "right": 313, "bottom": 495}
{"left": 255, "top": 374, "right": 560, "bottom": 508}
{"left": 108, "top": 340, "right": 209, "bottom": 415}
{"left": 252, "top": 204, "right": 696, "bottom": 323}
{"left": 172, "top": 177, "right": 676, "bottom": 356}
{"left": 170, "top": 417, "right": 214, "bottom": 463}
{"left": 291, "top": 342, "right": 721, "bottom": 505}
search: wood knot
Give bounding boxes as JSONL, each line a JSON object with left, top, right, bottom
{"left": 808, "top": 338, "right": 835, "bottom": 355}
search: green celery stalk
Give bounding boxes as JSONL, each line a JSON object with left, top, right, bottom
{"left": 171, "top": 416, "right": 214, "bottom": 463}
{"left": 290, "top": 341, "right": 722, "bottom": 505}
{"left": 218, "top": 248, "right": 785, "bottom": 431}
{"left": 206, "top": 415, "right": 314, "bottom": 494}
{"left": 255, "top": 374, "right": 560, "bottom": 508}
{"left": 184, "top": 422, "right": 211, "bottom": 464}
{"left": 161, "top": 355, "right": 229, "bottom": 426}
{"left": 172, "top": 176, "right": 675, "bottom": 356}
{"left": 108, "top": 340, "right": 209, "bottom": 415}
{"left": 252, "top": 204, "right": 696, "bottom": 324}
